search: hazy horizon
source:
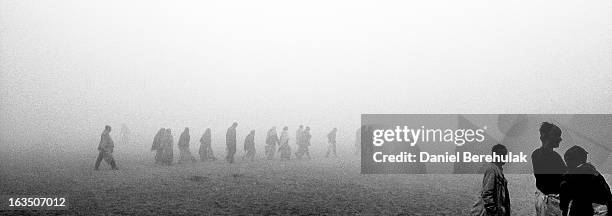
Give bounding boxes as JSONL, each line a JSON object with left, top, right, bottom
{"left": 1, "top": 0, "right": 611, "bottom": 153}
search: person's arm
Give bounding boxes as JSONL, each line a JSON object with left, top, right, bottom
{"left": 481, "top": 168, "right": 498, "bottom": 215}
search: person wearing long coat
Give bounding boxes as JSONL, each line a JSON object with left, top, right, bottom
{"left": 151, "top": 128, "right": 165, "bottom": 164}
{"left": 177, "top": 127, "right": 196, "bottom": 164}
{"left": 295, "top": 127, "right": 312, "bottom": 159}
{"left": 161, "top": 129, "right": 174, "bottom": 165}
{"left": 265, "top": 127, "right": 279, "bottom": 160}
{"left": 326, "top": 128, "right": 338, "bottom": 157}
{"left": 199, "top": 128, "right": 216, "bottom": 161}
{"left": 243, "top": 130, "right": 256, "bottom": 161}
{"left": 278, "top": 126, "right": 291, "bottom": 160}
{"left": 226, "top": 122, "right": 238, "bottom": 163}
{"left": 95, "top": 125, "right": 118, "bottom": 170}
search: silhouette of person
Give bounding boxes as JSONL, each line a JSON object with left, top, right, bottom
{"left": 471, "top": 144, "right": 511, "bottom": 216}
{"left": 355, "top": 126, "right": 365, "bottom": 156}
{"left": 226, "top": 122, "right": 238, "bottom": 163}
{"left": 532, "top": 122, "right": 567, "bottom": 215}
{"left": 278, "top": 126, "right": 291, "bottom": 160}
{"left": 326, "top": 128, "right": 338, "bottom": 157}
{"left": 243, "top": 130, "right": 256, "bottom": 161}
{"left": 265, "top": 127, "right": 279, "bottom": 160}
{"left": 94, "top": 125, "right": 118, "bottom": 170}
{"left": 152, "top": 128, "right": 165, "bottom": 164}
{"left": 295, "top": 126, "right": 312, "bottom": 159}
{"left": 177, "top": 127, "right": 196, "bottom": 164}
{"left": 199, "top": 128, "right": 216, "bottom": 161}
{"left": 560, "top": 145, "right": 611, "bottom": 216}
{"left": 161, "top": 128, "right": 174, "bottom": 166}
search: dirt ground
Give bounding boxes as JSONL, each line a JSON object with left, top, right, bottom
{"left": 1, "top": 151, "right": 609, "bottom": 215}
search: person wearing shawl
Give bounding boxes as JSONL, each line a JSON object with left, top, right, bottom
{"left": 199, "top": 128, "right": 216, "bottom": 161}
{"left": 151, "top": 128, "right": 165, "bottom": 164}
{"left": 265, "top": 127, "right": 279, "bottom": 160}
{"left": 295, "top": 126, "right": 312, "bottom": 159}
{"left": 226, "top": 122, "right": 238, "bottom": 163}
{"left": 162, "top": 128, "right": 174, "bottom": 165}
{"left": 178, "top": 127, "right": 196, "bottom": 164}
{"left": 355, "top": 126, "right": 365, "bottom": 156}
{"left": 278, "top": 126, "right": 291, "bottom": 160}
{"left": 326, "top": 128, "right": 338, "bottom": 157}
{"left": 94, "top": 125, "right": 118, "bottom": 170}
{"left": 243, "top": 130, "right": 256, "bottom": 161}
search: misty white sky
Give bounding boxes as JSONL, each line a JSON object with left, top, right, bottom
{"left": 1, "top": 0, "right": 611, "bottom": 150}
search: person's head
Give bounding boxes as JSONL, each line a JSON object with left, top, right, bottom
{"left": 305, "top": 126, "right": 310, "bottom": 131}
{"left": 333, "top": 128, "right": 337, "bottom": 132}
{"left": 250, "top": 130, "right": 255, "bottom": 135}
{"left": 271, "top": 126, "right": 276, "bottom": 131}
{"left": 105, "top": 125, "right": 111, "bottom": 132}
{"left": 299, "top": 125, "right": 303, "bottom": 129}
{"left": 184, "top": 127, "right": 189, "bottom": 132}
{"left": 539, "top": 122, "right": 562, "bottom": 149}
{"left": 232, "top": 122, "right": 238, "bottom": 128}
{"left": 564, "top": 145, "right": 588, "bottom": 169}
{"left": 283, "top": 126, "right": 288, "bottom": 131}
{"left": 492, "top": 144, "right": 508, "bottom": 166}
{"left": 205, "top": 128, "right": 211, "bottom": 133}
{"left": 166, "top": 128, "right": 172, "bottom": 134}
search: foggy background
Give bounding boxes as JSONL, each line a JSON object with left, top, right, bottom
{"left": 1, "top": 0, "right": 611, "bottom": 158}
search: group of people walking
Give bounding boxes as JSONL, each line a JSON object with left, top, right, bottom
{"left": 94, "top": 122, "right": 342, "bottom": 169}
{"left": 471, "top": 122, "right": 611, "bottom": 216}
{"left": 150, "top": 127, "right": 216, "bottom": 165}
{"left": 93, "top": 121, "right": 610, "bottom": 215}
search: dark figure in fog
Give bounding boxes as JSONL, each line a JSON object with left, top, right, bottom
{"left": 161, "top": 128, "right": 174, "bottom": 165}
{"left": 226, "top": 122, "right": 238, "bottom": 163}
{"left": 278, "top": 126, "right": 291, "bottom": 160}
{"left": 178, "top": 127, "right": 197, "bottom": 164}
{"left": 94, "top": 125, "right": 118, "bottom": 170}
{"left": 199, "top": 128, "right": 216, "bottom": 161}
{"left": 355, "top": 126, "right": 365, "bottom": 156}
{"left": 151, "top": 128, "right": 165, "bottom": 164}
{"left": 532, "top": 122, "right": 567, "bottom": 216}
{"left": 560, "top": 145, "right": 611, "bottom": 216}
{"left": 471, "top": 144, "right": 510, "bottom": 216}
{"left": 295, "top": 127, "right": 312, "bottom": 159}
{"left": 265, "top": 127, "right": 279, "bottom": 160}
{"left": 326, "top": 128, "right": 338, "bottom": 157}
{"left": 243, "top": 130, "right": 256, "bottom": 161}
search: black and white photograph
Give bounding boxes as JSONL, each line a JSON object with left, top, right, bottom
{"left": 1, "top": 1, "right": 611, "bottom": 215}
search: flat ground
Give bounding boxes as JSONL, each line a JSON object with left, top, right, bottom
{"left": 1, "top": 151, "right": 609, "bottom": 215}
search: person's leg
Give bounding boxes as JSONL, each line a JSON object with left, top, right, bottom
{"left": 110, "top": 157, "right": 118, "bottom": 170}
{"left": 94, "top": 151, "right": 104, "bottom": 170}
{"left": 103, "top": 152, "right": 118, "bottom": 170}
